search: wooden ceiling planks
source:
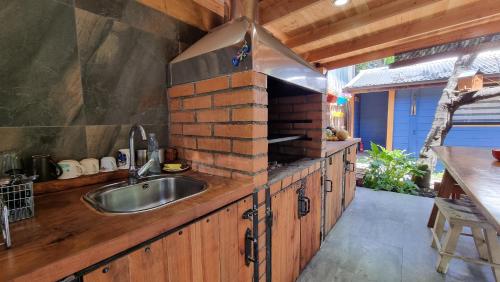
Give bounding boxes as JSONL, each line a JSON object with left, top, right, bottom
{"left": 138, "top": 0, "right": 500, "bottom": 69}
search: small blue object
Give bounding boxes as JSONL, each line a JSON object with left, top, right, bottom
{"left": 337, "top": 97, "right": 348, "bottom": 105}
{"left": 232, "top": 57, "right": 240, "bottom": 67}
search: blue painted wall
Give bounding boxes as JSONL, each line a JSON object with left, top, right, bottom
{"left": 357, "top": 92, "right": 388, "bottom": 149}
{"left": 392, "top": 86, "right": 500, "bottom": 171}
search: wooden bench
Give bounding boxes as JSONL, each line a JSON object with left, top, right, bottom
{"left": 431, "top": 197, "right": 500, "bottom": 281}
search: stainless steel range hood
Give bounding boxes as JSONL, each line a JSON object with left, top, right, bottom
{"left": 169, "top": 0, "right": 327, "bottom": 94}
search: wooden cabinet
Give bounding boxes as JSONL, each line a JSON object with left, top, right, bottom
{"left": 344, "top": 145, "right": 357, "bottom": 208}
{"left": 84, "top": 240, "right": 165, "bottom": 282}
{"left": 83, "top": 196, "right": 253, "bottom": 282}
{"left": 84, "top": 256, "right": 131, "bottom": 282}
{"left": 299, "top": 170, "right": 322, "bottom": 271}
{"left": 271, "top": 182, "right": 300, "bottom": 282}
{"left": 324, "top": 152, "right": 344, "bottom": 235}
{"left": 271, "top": 169, "right": 322, "bottom": 281}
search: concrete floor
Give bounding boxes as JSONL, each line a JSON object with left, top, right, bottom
{"left": 298, "top": 187, "right": 496, "bottom": 282}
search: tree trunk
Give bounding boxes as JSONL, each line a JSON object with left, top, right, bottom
{"left": 418, "top": 53, "right": 477, "bottom": 170}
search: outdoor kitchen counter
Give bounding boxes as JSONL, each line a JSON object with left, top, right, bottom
{"left": 324, "top": 138, "right": 361, "bottom": 156}
{"left": 432, "top": 146, "right": 500, "bottom": 231}
{"left": 0, "top": 171, "right": 254, "bottom": 282}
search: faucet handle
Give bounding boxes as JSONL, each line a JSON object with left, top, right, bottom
{"left": 137, "top": 158, "right": 155, "bottom": 178}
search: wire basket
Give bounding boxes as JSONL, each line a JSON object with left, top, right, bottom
{"left": 0, "top": 181, "right": 34, "bottom": 222}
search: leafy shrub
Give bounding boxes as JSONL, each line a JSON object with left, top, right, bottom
{"left": 363, "top": 143, "right": 425, "bottom": 194}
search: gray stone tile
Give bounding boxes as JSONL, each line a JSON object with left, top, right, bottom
{"left": 0, "top": 0, "right": 85, "bottom": 126}
{"left": 299, "top": 188, "right": 497, "bottom": 282}
{"left": 0, "top": 126, "right": 87, "bottom": 163}
{"left": 85, "top": 124, "right": 168, "bottom": 159}
{"left": 76, "top": 8, "right": 173, "bottom": 125}
{"left": 75, "top": 0, "right": 179, "bottom": 40}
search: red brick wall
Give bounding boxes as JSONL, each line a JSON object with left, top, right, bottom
{"left": 268, "top": 94, "right": 327, "bottom": 158}
{"left": 167, "top": 71, "right": 268, "bottom": 186}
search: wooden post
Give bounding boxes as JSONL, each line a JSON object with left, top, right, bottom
{"left": 348, "top": 95, "right": 355, "bottom": 136}
{"left": 386, "top": 89, "right": 395, "bottom": 150}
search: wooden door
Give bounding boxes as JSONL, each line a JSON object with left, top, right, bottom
{"left": 216, "top": 195, "right": 256, "bottom": 282}
{"left": 128, "top": 240, "right": 166, "bottom": 282}
{"left": 344, "top": 145, "right": 357, "bottom": 208}
{"left": 324, "top": 152, "right": 344, "bottom": 236}
{"left": 83, "top": 240, "right": 165, "bottom": 282}
{"left": 271, "top": 183, "right": 300, "bottom": 282}
{"left": 300, "top": 170, "right": 322, "bottom": 271}
{"left": 83, "top": 256, "right": 130, "bottom": 282}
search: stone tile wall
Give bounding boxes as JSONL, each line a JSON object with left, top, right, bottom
{"left": 0, "top": 0, "right": 204, "bottom": 164}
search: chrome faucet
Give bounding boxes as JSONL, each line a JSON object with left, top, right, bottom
{"left": 128, "top": 124, "right": 153, "bottom": 183}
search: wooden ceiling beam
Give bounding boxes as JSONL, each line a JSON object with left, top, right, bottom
{"left": 285, "top": 0, "right": 441, "bottom": 49}
{"left": 320, "top": 17, "right": 500, "bottom": 69}
{"left": 194, "top": 0, "right": 226, "bottom": 17}
{"left": 303, "top": 0, "right": 500, "bottom": 63}
{"left": 259, "top": 0, "right": 323, "bottom": 26}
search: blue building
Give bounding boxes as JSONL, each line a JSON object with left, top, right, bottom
{"left": 344, "top": 50, "right": 500, "bottom": 170}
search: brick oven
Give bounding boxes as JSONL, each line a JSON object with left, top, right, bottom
{"left": 167, "top": 0, "right": 327, "bottom": 186}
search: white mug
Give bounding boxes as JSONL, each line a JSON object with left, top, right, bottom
{"left": 117, "top": 149, "right": 130, "bottom": 170}
{"left": 80, "top": 158, "right": 99, "bottom": 175}
{"left": 58, "top": 160, "right": 84, "bottom": 179}
{"left": 100, "top": 157, "right": 117, "bottom": 172}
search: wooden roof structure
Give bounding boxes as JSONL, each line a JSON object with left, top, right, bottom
{"left": 139, "top": 0, "right": 500, "bottom": 70}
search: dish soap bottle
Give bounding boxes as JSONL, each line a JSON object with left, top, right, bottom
{"left": 147, "top": 133, "right": 161, "bottom": 175}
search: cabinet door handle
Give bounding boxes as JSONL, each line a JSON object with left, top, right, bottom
{"left": 244, "top": 228, "right": 255, "bottom": 266}
{"left": 304, "top": 196, "right": 311, "bottom": 215}
{"left": 325, "top": 179, "right": 333, "bottom": 192}
{"left": 345, "top": 162, "right": 355, "bottom": 172}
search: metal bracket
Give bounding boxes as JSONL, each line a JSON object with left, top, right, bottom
{"left": 242, "top": 208, "right": 257, "bottom": 220}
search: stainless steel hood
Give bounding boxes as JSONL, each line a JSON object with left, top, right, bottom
{"left": 169, "top": 1, "right": 326, "bottom": 94}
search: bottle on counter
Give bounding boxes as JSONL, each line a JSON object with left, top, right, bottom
{"left": 147, "top": 133, "right": 161, "bottom": 175}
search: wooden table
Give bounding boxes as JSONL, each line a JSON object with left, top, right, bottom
{"left": 429, "top": 146, "right": 500, "bottom": 231}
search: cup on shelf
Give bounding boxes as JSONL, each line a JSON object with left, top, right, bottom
{"left": 58, "top": 160, "right": 85, "bottom": 179}
{"left": 80, "top": 158, "right": 99, "bottom": 175}
{"left": 100, "top": 157, "right": 117, "bottom": 172}
{"left": 117, "top": 149, "right": 130, "bottom": 170}
{"left": 32, "top": 154, "right": 62, "bottom": 182}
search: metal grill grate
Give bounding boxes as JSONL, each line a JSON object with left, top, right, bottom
{"left": 0, "top": 181, "right": 34, "bottom": 222}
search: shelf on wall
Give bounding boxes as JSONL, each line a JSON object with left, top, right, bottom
{"left": 268, "top": 134, "right": 307, "bottom": 144}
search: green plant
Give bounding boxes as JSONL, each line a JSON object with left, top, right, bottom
{"left": 363, "top": 143, "right": 425, "bottom": 194}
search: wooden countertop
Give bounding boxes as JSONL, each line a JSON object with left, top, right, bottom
{"left": 0, "top": 171, "right": 254, "bottom": 282}
{"left": 324, "top": 138, "right": 361, "bottom": 156}
{"left": 433, "top": 146, "right": 500, "bottom": 231}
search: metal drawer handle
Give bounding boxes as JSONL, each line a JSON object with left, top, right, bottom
{"left": 345, "top": 162, "right": 355, "bottom": 172}
{"left": 244, "top": 228, "right": 255, "bottom": 266}
{"left": 325, "top": 179, "right": 333, "bottom": 192}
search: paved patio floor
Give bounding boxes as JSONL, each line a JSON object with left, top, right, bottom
{"left": 298, "top": 187, "right": 496, "bottom": 282}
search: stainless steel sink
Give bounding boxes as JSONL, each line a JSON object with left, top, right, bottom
{"left": 83, "top": 175, "right": 207, "bottom": 214}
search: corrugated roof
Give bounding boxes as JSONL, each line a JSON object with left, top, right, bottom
{"left": 345, "top": 50, "right": 500, "bottom": 90}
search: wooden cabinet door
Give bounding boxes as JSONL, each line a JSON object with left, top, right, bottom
{"left": 84, "top": 256, "right": 130, "bottom": 282}
{"left": 344, "top": 145, "right": 358, "bottom": 208}
{"left": 300, "top": 170, "right": 322, "bottom": 271}
{"left": 271, "top": 184, "right": 300, "bottom": 282}
{"left": 83, "top": 240, "right": 165, "bottom": 282}
{"left": 218, "top": 195, "right": 254, "bottom": 282}
{"left": 324, "top": 152, "right": 344, "bottom": 235}
{"left": 162, "top": 212, "right": 224, "bottom": 282}
{"left": 163, "top": 196, "right": 253, "bottom": 282}
{"left": 128, "top": 240, "right": 166, "bottom": 282}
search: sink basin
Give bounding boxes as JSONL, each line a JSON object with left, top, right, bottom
{"left": 83, "top": 175, "right": 207, "bottom": 214}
